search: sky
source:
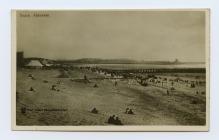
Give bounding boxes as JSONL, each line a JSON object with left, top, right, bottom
{"left": 16, "top": 10, "right": 207, "bottom": 62}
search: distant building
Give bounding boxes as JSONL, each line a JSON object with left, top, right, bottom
{"left": 17, "top": 52, "right": 24, "bottom": 68}
{"left": 173, "top": 59, "right": 179, "bottom": 64}
{"left": 25, "top": 60, "right": 43, "bottom": 68}
{"left": 41, "top": 59, "right": 53, "bottom": 67}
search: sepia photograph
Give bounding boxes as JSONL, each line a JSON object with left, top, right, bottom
{"left": 12, "top": 10, "right": 209, "bottom": 131}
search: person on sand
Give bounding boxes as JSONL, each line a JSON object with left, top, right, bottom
{"left": 125, "top": 108, "right": 129, "bottom": 114}
{"left": 114, "top": 81, "right": 118, "bottom": 87}
{"left": 114, "top": 117, "right": 123, "bottom": 125}
{"left": 28, "top": 74, "right": 32, "bottom": 77}
{"left": 128, "top": 109, "right": 134, "bottom": 115}
{"left": 108, "top": 115, "right": 115, "bottom": 124}
{"left": 29, "top": 87, "right": 35, "bottom": 92}
{"left": 171, "top": 81, "right": 174, "bottom": 86}
{"left": 21, "top": 107, "right": 26, "bottom": 114}
{"left": 28, "top": 74, "right": 35, "bottom": 80}
{"left": 84, "top": 75, "right": 88, "bottom": 81}
{"left": 91, "top": 107, "right": 98, "bottom": 114}
{"left": 167, "top": 90, "right": 170, "bottom": 95}
{"left": 84, "top": 74, "right": 90, "bottom": 83}
{"left": 51, "top": 85, "right": 56, "bottom": 91}
{"left": 93, "top": 84, "right": 98, "bottom": 88}
{"left": 108, "top": 116, "right": 113, "bottom": 124}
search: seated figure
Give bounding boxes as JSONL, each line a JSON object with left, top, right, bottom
{"left": 91, "top": 107, "right": 98, "bottom": 114}
{"left": 128, "top": 109, "right": 134, "bottom": 115}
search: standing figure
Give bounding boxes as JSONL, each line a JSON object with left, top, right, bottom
{"left": 125, "top": 108, "right": 129, "bottom": 114}
{"left": 115, "top": 117, "right": 123, "bottom": 125}
{"left": 115, "top": 81, "right": 118, "bottom": 87}
{"left": 167, "top": 90, "right": 169, "bottom": 95}
{"left": 84, "top": 75, "right": 88, "bottom": 81}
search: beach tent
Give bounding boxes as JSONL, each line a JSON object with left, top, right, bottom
{"left": 45, "top": 63, "right": 53, "bottom": 67}
{"left": 25, "top": 60, "right": 43, "bottom": 68}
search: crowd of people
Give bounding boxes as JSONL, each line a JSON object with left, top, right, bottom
{"left": 90, "top": 107, "right": 136, "bottom": 125}
{"left": 108, "top": 115, "right": 123, "bottom": 125}
{"left": 125, "top": 108, "right": 134, "bottom": 114}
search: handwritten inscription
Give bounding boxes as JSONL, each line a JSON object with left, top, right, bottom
{"left": 25, "top": 108, "right": 67, "bottom": 112}
{"left": 19, "top": 12, "right": 50, "bottom": 18}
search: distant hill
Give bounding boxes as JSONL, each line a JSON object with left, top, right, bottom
{"left": 69, "top": 58, "right": 137, "bottom": 64}
{"left": 56, "top": 58, "right": 204, "bottom": 65}
{"left": 22, "top": 57, "right": 204, "bottom": 65}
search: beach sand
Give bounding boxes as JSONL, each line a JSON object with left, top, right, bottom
{"left": 16, "top": 68, "right": 206, "bottom": 126}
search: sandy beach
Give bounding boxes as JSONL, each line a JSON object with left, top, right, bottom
{"left": 16, "top": 67, "right": 206, "bottom": 126}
